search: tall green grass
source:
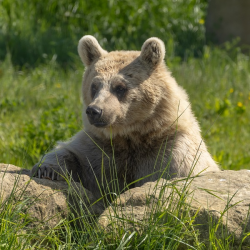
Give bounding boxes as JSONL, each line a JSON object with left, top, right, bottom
{"left": 173, "top": 46, "right": 250, "bottom": 170}
{"left": 1, "top": 164, "right": 248, "bottom": 249}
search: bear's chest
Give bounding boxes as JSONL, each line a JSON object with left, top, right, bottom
{"left": 114, "top": 142, "right": 166, "bottom": 170}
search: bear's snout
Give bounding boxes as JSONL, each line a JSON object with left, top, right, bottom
{"left": 86, "top": 106, "right": 106, "bottom": 127}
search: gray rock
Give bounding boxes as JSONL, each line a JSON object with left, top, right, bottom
{"left": 99, "top": 170, "right": 250, "bottom": 248}
{"left": 1, "top": 163, "right": 250, "bottom": 248}
{"left": 0, "top": 163, "right": 103, "bottom": 229}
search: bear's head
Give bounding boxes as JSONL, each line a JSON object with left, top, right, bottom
{"left": 78, "top": 35, "right": 182, "bottom": 138}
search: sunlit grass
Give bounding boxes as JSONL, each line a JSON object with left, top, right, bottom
{"left": 0, "top": 163, "right": 248, "bottom": 249}
{"left": 0, "top": 56, "right": 82, "bottom": 167}
{"left": 172, "top": 46, "right": 250, "bottom": 170}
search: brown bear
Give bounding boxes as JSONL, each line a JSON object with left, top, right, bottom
{"left": 31, "top": 36, "right": 219, "bottom": 197}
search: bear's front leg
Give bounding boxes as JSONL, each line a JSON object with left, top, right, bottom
{"left": 30, "top": 147, "right": 81, "bottom": 181}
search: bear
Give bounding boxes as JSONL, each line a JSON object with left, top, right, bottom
{"left": 31, "top": 35, "right": 220, "bottom": 198}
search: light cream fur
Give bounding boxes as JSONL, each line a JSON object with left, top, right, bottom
{"left": 31, "top": 35, "right": 220, "bottom": 196}
{"left": 78, "top": 35, "right": 108, "bottom": 66}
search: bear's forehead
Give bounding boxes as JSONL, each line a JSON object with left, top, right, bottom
{"left": 94, "top": 51, "right": 140, "bottom": 73}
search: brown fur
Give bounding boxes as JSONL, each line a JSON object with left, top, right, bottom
{"left": 31, "top": 36, "right": 220, "bottom": 197}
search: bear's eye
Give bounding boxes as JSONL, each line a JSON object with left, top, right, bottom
{"left": 114, "top": 85, "right": 127, "bottom": 97}
{"left": 91, "top": 84, "right": 98, "bottom": 99}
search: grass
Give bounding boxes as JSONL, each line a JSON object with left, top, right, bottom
{"left": 0, "top": 46, "right": 249, "bottom": 170}
{"left": 172, "top": 46, "right": 250, "bottom": 170}
{"left": 0, "top": 162, "right": 248, "bottom": 249}
{"left": 0, "top": 55, "right": 82, "bottom": 167}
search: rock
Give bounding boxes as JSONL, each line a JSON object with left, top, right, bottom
{"left": 98, "top": 170, "right": 250, "bottom": 248}
{"left": 0, "top": 163, "right": 103, "bottom": 229}
{"left": 2, "top": 163, "right": 250, "bottom": 248}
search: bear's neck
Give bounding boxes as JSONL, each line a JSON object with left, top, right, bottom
{"left": 116, "top": 127, "right": 176, "bottom": 149}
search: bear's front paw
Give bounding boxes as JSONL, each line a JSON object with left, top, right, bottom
{"left": 30, "top": 163, "right": 65, "bottom": 181}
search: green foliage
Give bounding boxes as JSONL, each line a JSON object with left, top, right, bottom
{"left": 0, "top": 174, "right": 34, "bottom": 249}
{"left": 173, "top": 46, "right": 250, "bottom": 170}
{"left": 0, "top": 168, "right": 248, "bottom": 249}
{"left": 0, "top": 0, "right": 207, "bottom": 66}
{"left": 0, "top": 57, "right": 82, "bottom": 167}
{"left": 22, "top": 97, "right": 79, "bottom": 164}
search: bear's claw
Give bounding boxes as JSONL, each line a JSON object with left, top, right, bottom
{"left": 31, "top": 163, "right": 64, "bottom": 181}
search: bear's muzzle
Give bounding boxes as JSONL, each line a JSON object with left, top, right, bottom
{"left": 86, "top": 106, "right": 107, "bottom": 127}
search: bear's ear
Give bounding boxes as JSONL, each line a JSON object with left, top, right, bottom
{"left": 78, "top": 35, "right": 108, "bottom": 66}
{"left": 140, "top": 37, "right": 165, "bottom": 67}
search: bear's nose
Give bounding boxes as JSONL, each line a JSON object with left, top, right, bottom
{"left": 86, "top": 106, "right": 102, "bottom": 120}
